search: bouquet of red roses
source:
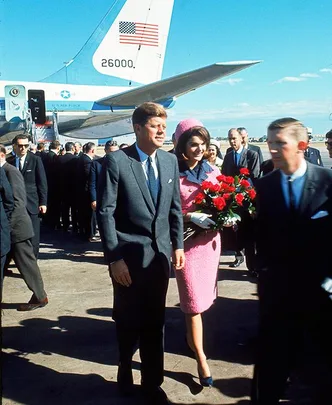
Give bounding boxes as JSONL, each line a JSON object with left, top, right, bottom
{"left": 184, "top": 168, "right": 256, "bottom": 240}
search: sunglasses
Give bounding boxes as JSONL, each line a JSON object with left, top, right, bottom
{"left": 17, "top": 144, "right": 29, "bottom": 148}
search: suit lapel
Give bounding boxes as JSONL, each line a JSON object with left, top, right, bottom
{"left": 239, "top": 149, "right": 248, "bottom": 167}
{"left": 298, "top": 163, "right": 325, "bottom": 215}
{"left": 156, "top": 150, "right": 170, "bottom": 214}
{"left": 127, "top": 145, "right": 156, "bottom": 214}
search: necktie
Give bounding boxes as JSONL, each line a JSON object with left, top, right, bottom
{"left": 287, "top": 176, "right": 296, "bottom": 212}
{"left": 234, "top": 152, "right": 239, "bottom": 166}
{"left": 19, "top": 157, "right": 23, "bottom": 172}
{"left": 147, "top": 156, "right": 158, "bottom": 206}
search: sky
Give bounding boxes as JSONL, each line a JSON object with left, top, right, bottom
{"left": 1, "top": 0, "right": 332, "bottom": 140}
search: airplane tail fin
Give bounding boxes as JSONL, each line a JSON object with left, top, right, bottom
{"left": 40, "top": 0, "right": 174, "bottom": 86}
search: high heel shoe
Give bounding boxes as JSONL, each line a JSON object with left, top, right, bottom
{"left": 198, "top": 369, "right": 213, "bottom": 387}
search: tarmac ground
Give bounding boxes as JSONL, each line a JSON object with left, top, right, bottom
{"left": 0, "top": 225, "right": 320, "bottom": 404}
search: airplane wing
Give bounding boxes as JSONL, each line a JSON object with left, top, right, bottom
{"left": 96, "top": 61, "right": 261, "bottom": 107}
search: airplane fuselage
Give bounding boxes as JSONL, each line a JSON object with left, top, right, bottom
{"left": 0, "top": 80, "right": 137, "bottom": 143}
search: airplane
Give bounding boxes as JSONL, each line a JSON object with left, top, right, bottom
{"left": 0, "top": 0, "right": 260, "bottom": 146}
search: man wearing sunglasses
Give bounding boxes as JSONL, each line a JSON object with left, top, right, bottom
{"left": 7, "top": 135, "right": 48, "bottom": 258}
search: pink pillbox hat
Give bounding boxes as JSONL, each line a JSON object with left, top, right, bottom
{"left": 174, "top": 118, "right": 204, "bottom": 141}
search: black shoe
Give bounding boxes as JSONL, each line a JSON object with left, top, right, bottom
{"left": 142, "top": 386, "right": 170, "bottom": 405}
{"left": 229, "top": 257, "right": 244, "bottom": 268}
{"left": 117, "top": 363, "right": 134, "bottom": 397}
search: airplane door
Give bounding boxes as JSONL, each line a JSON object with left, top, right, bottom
{"left": 4, "top": 85, "right": 27, "bottom": 122}
{"left": 28, "top": 89, "right": 46, "bottom": 124}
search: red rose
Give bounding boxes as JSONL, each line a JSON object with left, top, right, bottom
{"left": 213, "top": 196, "right": 226, "bottom": 211}
{"left": 223, "top": 193, "right": 231, "bottom": 200}
{"left": 235, "top": 193, "right": 244, "bottom": 206}
{"left": 226, "top": 185, "right": 236, "bottom": 193}
{"left": 201, "top": 181, "right": 213, "bottom": 190}
{"left": 240, "top": 179, "right": 250, "bottom": 188}
{"left": 247, "top": 189, "right": 256, "bottom": 200}
{"left": 216, "top": 174, "right": 227, "bottom": 182}
{"left": 239, "top": 168, "right": 250, "bottom": 176}
{"left": 210, "top": 183, "right": 221, "bottom": 193}
{"left": 194, "top": 192, "right": 205, "bottom": 204}
{"left": 224, "top": 176, "right": 234, "bottom": 184}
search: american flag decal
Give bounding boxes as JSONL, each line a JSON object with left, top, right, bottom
{"left": 119, "top": 21, "right": 159, "bottom": 47}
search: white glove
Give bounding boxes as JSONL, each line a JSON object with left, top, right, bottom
{"left": 189, "top": 212, "right": 216, "bottom": 230}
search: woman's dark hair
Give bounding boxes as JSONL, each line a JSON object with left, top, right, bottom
{"left": 175, "top": 126, "right": 210, "bottom": 161}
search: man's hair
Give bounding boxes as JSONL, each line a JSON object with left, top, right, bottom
{"left": 49, "top": 140, "right": 61, "bottom": 150}
{"left": 237, "top": 127, "right": 247, "bottom": 133}
{"left": 325, "top": 129, "right": 332, "bottom": 139}
{"left": 85, "top": 142, "right": 95, "bottom": 153}
{"left": 267, "top": 117, "right": 307, "bottom": 141}
{"left": 37, "top": 142, "right": 45, "bottom": 151}
{"left": 75, "top": 141, "right": 82, "bottom": 147}
{"left": 13, "top": 134, "right": 29, "bottom": 144}
{"left": 0, "top": 144, "right": 6, "bottom": 154}
{"left": 65, "top": 141, "right": 75, "bottom": 152}
{"left": 175, "top": 126, "right": 210, "bottom": 161}
{"left": 105, "top": 139, "right": 117, "bottom": 151}
{"left": 132, "top": 102, "right": 167, "bottom": 126}
{"left": 228, "top": 128, "right": 241, "bottom": 137}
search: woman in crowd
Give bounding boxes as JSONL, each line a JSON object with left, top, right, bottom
{"left": 207, "top": 139, "right": 223, "bottom": 169}
{"left": 174, "top": 119, "right": 222, "bottom": 387}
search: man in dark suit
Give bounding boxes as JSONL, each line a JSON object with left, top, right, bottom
{"left": 43, "top": 140, "right": 61, "bottom": 229}
{"left": 89, "top": 139, "right": 115, "bottom": 213}
{"left": 97, "top": 102, "right": 185, "bottom": 404}
{"left": 57, "top": 142, "right": 78, "bottom": 232}
{"left": 74, "top": 141, "right": 83, "bottom": 157}
{"left": 0, "top": 165, "right": 13, "bottom": 297}
{"left": 251, "top": 118, "right": 332, "bottom": 404}
{"left": 304, "top": 132, "right": 323, "bottom": 166}
{"left": 226, "top": 127, "right": 264, "bottom": 165}
{"left": 1, "top": 145, "right": 48, "bottom": 310}
{"left": 76, "top": 142, "right": 96, "bottom": 240}
{"left": 222, "top": 128, "right": 260, "bottom": 271}
{"left": 7, "top": 134, "right": 48, "bottom": 258}
{"left": 35, "top": 142, "right": 48, "bottom": 164}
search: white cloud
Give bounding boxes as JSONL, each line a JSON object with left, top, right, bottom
{"left": 169, "top": 99, "right": 331, "bottom": 124}
{"left": 300, "top": 73, "right": 319, "bottom": 78}
{"left": 218, "top": 78, "right": 243, "bottom": 86}
{"left": 320, "top": 68, "right": 332, "bottom": 73}
{"left": 274, "top": 76, "right": 306, "bottom": 84}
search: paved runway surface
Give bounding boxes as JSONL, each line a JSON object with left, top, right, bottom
{"left": 2, "top": 224, "right": 318, "bottom": 404}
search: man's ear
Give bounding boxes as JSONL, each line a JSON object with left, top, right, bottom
{"left": 133, "top": 123, "right": 141, "bottom": 134}
{"left": 298, "top": 140, "right": 308, "bottom": 151}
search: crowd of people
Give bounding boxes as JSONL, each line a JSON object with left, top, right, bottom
{"left": 1, "top": 102, "right": 332, "bottom": 404}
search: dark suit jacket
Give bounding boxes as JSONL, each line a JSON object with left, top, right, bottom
{"left": 7, "top": 152, "right": 48, "bottom": 215}
{"left": 222, "top": 148, "right": 260, "bottom": 182}
{"left": 255, "top": 163, "right": 332, "bottom": 307}
{"left": 227, "top": 144, "right": 263, "bottom": 165}
{"left": 43, "top": 150, "right": 59, "bottom": 189}
{"left": 76, "top": 154, "right": 93, "bottom": 196}
{"left": 57, "top": 153, "right": 78, "bottom": 196}
{"left": 305, "top": 146, "right": 323, "bottom": 166}
{"left": 89, "top": 156, "right": 104, "bottom": 202}
{"left": 97, "top": 144, "right": 184, "bottom": 268}
{"left": 0, "top": 167, "right": 14, "bottom": 256}
{"left": 35, "top": 150, "right": 48, "bottom": 165}
{"left": 260, "top": 159, "right": 274, "bottom": 177}
{"left": 2, "top": 162, "right": 34, "bottom": 243}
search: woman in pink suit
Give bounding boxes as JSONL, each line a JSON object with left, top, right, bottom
{"left": 174, "top": 119, "right": 221, "bottom": 387}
